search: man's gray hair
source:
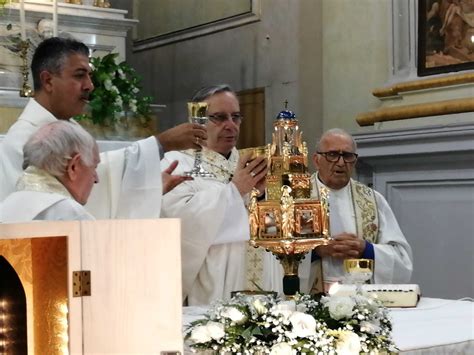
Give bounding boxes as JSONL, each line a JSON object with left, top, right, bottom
{"left": 23, "top": 121, "right": 97, "bottom": 177}
{"left": 191, "top": 84, "right": 235, "bottom": 101}
{"left": 316, "top": 128, "right": 357, "bottom": 152}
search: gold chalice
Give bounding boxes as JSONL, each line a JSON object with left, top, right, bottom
{"left": 239, "top": 146, "right": 268, "bottom": 160}
{"left": 183, "top": 102, "right": 215, "bottom": 178}
{"left": 343, "top": 258, "right": 374, "bottom": 293}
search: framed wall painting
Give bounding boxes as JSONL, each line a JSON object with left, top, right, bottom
{"left": 132, "top": 0, "right": 261, "bottom": 51}
{"left": 418, "top": 0, "right": 474, "bottom": 76}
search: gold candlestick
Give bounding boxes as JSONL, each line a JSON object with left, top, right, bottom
{"left": 19, "top": 40, "right": 33, "bottom": 98}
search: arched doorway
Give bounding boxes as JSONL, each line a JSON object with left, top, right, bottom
{"left": 0, "top": 255, "right": 28, "bottom": 354}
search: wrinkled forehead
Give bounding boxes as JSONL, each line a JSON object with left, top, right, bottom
{"left": 205, "top": 91, "right": 240, "bottom": 112}
{"left": 319, "top": 133, "right": 355, "bottom": 152}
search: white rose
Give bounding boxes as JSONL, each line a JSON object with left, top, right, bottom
{"left": 360, "top": 320, "right": 380, "bottom": 334}
{"left": 326, "top": 296, "right": 355, "bottom": 320}
{"left": 288, "top": 312, "right": 317, "bottom": 338}
{"left": 272, "top": 300, "right": 296, "bottom": 320}
{"left": 221, "top": 307, "right": 246, "bottom": 324}
{"left": 205, "top": 321, "right": 225, "bottom": 340}
{"left": 252, "top": 297, "right": 268, "bottom": 315}
{"left": 270, "top": 342, "right": 295, "bottom": 355}
{"left": 104, "top": 79, "right": 113, "bottom": 90}
{"left": 189, "top": 324, "right": 212, "bottom": 344}
{"left": 335, "top": 331, "right": 361, "bottom": 355}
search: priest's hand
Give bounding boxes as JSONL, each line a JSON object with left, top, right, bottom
{"left": 314, "top": 233, "right": 365, "bottom": 259}
{"left": 232, "top": 154, "right": 268, "bottom": 196}
{"left": 162, "top": 160, "right": 193, "bottom": 194}
{"left": 157, "top": 123, "right": 207, "bottom": 152}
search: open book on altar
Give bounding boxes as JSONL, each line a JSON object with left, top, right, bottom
{"left": 0, "top": 219, "right": 183, "bottom": 354}
{"left": 331, "top": 284, "right": 421, "bottom": 308}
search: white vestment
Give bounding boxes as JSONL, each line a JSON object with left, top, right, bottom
{"left": 0, "top": 98, "right": 163, "bottom": 218}
{"left": 161, "top": 148, "right": 250, "bottom": 306}
{"left": 263, "top": 176, "right": 413, "bottom": 294}
{"left": 0, "top": 167, "right": 94, "bottom": 222}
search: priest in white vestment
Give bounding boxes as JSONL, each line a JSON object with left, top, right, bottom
{"left": 270, "top": 128, "right": 413, "bottom": 294}
{"left": 0, "top": 37, "right": 206, "bottom": 219}
{"left": 161, "top": 85, "right": 268, "bottom": 305}
{"left": 1, "top": 121, "right": 99, "bottom": 222}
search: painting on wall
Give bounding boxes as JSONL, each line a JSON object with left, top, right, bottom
{"left": 418, "top": 0, "right": 474, "bottom": 76}
{"left": 132, "top": 0, "right": 261, "bottom": 51}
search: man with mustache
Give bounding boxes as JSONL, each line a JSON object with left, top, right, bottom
{"left": 160, "top": 84, "right": 268, "bottom": 305}
{"left": 0, "top": 37, "right": 206, "bottom": 218}
{"left": 307, "top": 128, "right": 413, "bottom": 292}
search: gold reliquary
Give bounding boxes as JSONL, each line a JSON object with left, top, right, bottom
{"left": 248, "top": 108, "right": 331, "bottom": 296}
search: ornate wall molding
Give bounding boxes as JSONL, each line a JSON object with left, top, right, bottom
{"left": 356, "top": 97, "right": 474, "bottom": 126}
{"left": 373, "top": 72, "right": 474, "bottom": 98}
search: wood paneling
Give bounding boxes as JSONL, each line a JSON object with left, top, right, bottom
{"left": 237, "top": 88, "right": 265, "bottom": 149}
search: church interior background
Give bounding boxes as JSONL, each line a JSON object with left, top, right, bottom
{"left": 0, "top": 0, "right": 472, "bottom": 302}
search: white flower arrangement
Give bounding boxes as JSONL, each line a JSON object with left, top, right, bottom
{"left": 185, "top": 293, "right": 397, "bottom": 354}
{"left": 77, "top": 53, "right": 152, "bottom": 125}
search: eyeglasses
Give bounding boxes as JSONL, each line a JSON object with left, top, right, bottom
{"left": 317, "top": 151, "right": 358, "bottom": 163}
{"left": 208, "top": 113, "right": 243, "bottom": 125}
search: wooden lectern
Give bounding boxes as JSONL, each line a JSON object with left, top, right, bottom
{"left": 0, "top": 219, "right": 182, "bottom": 354}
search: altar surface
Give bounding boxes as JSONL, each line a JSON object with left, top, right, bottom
{"left": 182, "top": 297, "right": 474, "bottom": 354}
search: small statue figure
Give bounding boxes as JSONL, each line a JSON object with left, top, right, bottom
{"left": 248, "top": 188, "right": 260, "bottom": 238}
{"left": 280, "top": 185, "right": 295, "bottom": 239}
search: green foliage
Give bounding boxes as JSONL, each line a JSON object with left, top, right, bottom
{"left": 76, "top": 53, "right": 153, "bottom": 125}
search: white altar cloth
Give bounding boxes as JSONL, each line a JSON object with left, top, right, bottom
{"left": 182, "top": 297, "right": 474, "bottom": 354}
{"left": 390, "top": 297, "right": 473, "bottom": 354}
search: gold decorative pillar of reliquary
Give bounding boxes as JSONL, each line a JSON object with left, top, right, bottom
{"left": 248, "top": 106, "right": 331, "bottom": 297}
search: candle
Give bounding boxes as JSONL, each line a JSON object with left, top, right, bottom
{"left": 53, "top": 0, "right": 58, "bottom": 37}
{"left": 19, "top": 0, "right": 26, "bottom": 40}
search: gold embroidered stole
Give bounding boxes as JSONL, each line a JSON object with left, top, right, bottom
{"left": 309, "top": 175, "right": 379, "bottom": 293}
{"left": 350, "top": 180, "right": 379, "bottom": 244}
{"left": 16, "top": 166, "right": 73, "bottom": 199}
{"left": 181, "top": 147, "right": 239, "bottom": 183}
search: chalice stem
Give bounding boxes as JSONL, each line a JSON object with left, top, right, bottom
{"left": 193, "top": 149, "right": 203, "bottom": 170}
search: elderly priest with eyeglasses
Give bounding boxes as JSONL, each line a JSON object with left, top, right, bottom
{"left": 302, "top": 128, "right": 413, "bottom": 293}
{"left": 160, "top": 84, "right": 268, "bottom": 306}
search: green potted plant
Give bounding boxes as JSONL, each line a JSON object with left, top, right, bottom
{"left": 77, "top": 53, "right": 153, "bottom": 138}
